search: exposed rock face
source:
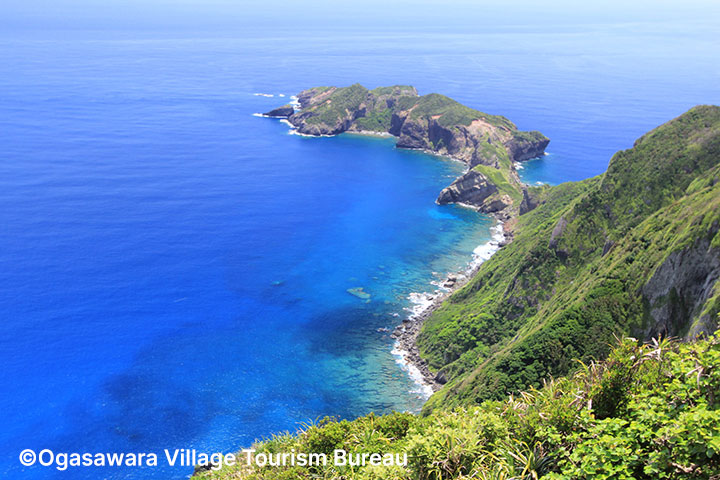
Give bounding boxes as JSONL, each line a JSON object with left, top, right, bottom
{"left": 506, "top": 132, "right": 551, "bottom": 162}
{"left": 290, "top": 84, "right": 419, "bottom": 136}
{"left": 265, "top": 84, "right": 550, "bottom": 216}
{"left": 519, "top": 186, "right": 542, "bottom": 214}
{"left": 642, "top": 238, "right": 720, "bottom": 339}
{"left": 437, "top": 169, "right": 506, "bottom": 211}
{"left": 263, "top": 105, "right": 295, "bottom": 117}
{"left": 548, "top": 216, "right": 569, "bottom": 259}
{"left": 393, "top": 114, "right": 515, "bottom": 168}
{"left": 548, "top": 217, "right": 568, "bottom": 248}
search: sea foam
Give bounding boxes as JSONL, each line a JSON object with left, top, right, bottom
{"left": 391, "top": 343, "right": 435, "bottom": 399}
{"left": 393, "top": 221, "right": 505, "bottom": 398}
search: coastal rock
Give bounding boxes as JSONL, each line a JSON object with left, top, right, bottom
{"left": 263, "top": 105, "right": 295, "bottom": 117}
{"left": 394, "top": 111, "right": 521, "bottom": 169}
{"left": 484, "top": 194, "right": 514, "bottom": 213}
{"left": 505, "top": 131, "right": 550, "bottom": 162}
{"left": 436, "top": 169, "right": 499, "bottom": 207}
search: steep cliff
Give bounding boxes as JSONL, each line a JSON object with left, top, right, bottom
{"left": 265, "top": 84, "right": 549, "bottom": 215}
{"left": 416, "top": 105, "right": 720, "bottom": 411}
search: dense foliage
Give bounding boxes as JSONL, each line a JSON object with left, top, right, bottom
{"left": 194, "top": 334, "right": 720, "bottom": 479}
{"left": 305, "top": 84, "right": 370, "bottom": 126}
{"left": 301, "top": 85, "right": 516, "bottom": 131}
{"left": 418, "top": 105, "right": 720, "bottom": 410}
{"left": 395, "top": 93, "right": 515, "bottom": 129}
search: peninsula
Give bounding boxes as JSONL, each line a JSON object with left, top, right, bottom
{"left": 265, "top": 84, "right": 549, "bottom": 219}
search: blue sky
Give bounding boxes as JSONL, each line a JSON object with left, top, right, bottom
{"left": 2, "top": 0, "right": 719, "bottom": 34}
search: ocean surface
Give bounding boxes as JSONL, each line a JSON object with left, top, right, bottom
{"left": 1, "top": 7, "right": 719, "bottom": 479}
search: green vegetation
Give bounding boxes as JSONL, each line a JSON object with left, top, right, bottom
{"left": 396, "top": 93, "right": 514, "bottom": 129}
{"left": 418, "top": 105, "right": 720, "bottom": 410}
{"left": 369, "top": 85, "right": 416, "bottom": 97}
{"left": 512, "top": 130, "right": 548, "bottom": 144}
{"left": 472, "top": 165, "right": 523, "bottom": 203}
{"left": 305, "top": 84, "right": 369, "bottom": 126}
{"left": 354, "top": 109, "right": 393, "bottom": 132}
{"left": 195, "top": 334, "right": 720, "bottom": 479}
{"left": 399, "top": 93, "right": 479, "bottom": 127}
{"left": 300, "top": 85, "right": 514, "bottom": 130}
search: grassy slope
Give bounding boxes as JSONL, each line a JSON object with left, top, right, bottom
{"left": 305, "top": 84, "right": 369, "bottom": 125}
{"left": 302, "top": 85, "right": 516, "bottom": 132}
{"left": 396, "top": 93, "right": 515, "bottom": 130}
{"left": 194, "top": 334, "right": 720, "bottom": 480}
{"left": 418, "top": 105, "right": 720, "bottom": 411}
{"left": 472, "top": 164, "right": 524, "bottom": 204}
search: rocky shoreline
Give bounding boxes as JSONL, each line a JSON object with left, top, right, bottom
{"left": 390, "top": 221, "right": 510, "bottom": 393}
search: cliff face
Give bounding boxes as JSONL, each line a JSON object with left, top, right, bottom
{"left": 436, "top": 169, "right": 499, "bottom": 208}
{"left": 265, "top": 85, "right": 549, "bottom": 216}
{"left": 436, "top": 167, "right": 519, "bottom": 216}
{"left": 642, "top": 237, "right": 720, "bottom": 339}
{"left": 417, "top": 105, "right": 720, "bottom": 412}
{"left": 506, "top": 131, "right": 551, "bottom": 162}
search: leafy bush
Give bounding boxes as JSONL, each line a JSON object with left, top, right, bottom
{"left": 194, "top": 334, "right": 720, "bottom": 480}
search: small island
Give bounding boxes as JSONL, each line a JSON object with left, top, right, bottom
{"left": 264, "top": 84, "right": 549, "bottom": 219}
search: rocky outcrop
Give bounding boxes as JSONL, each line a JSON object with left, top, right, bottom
{"left": 519, "top": 186, "right": 542, "bottom": 214}
{"left": 548, "top": 217, "right": 568, "bottom": 248}
{"left": 436, "top": 169, "right": 513, "bottom": 214}
{"left": 506, "top": 132, "right": 551, "bottom": 162}
{"left": 642, "top": 238, "right": 720, "bottom": 339}
{"left": 266, "top": 84, "right": 550, "bottom": 216}
{"left": 437, "top": 169, "right": 498, "bottom": 205}
{"left": 263, "top": 105, "right": 294, "bottom": 117}
{"left": 393, "top": 114, "right": 518, "bottom": 168}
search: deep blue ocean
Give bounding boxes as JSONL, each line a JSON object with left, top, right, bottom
{"left": 1, "top": 3, "right": 719, "bottom": 478}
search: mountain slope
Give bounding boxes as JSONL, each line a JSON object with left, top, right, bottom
{"left": 417, "top": 105, "right": 720, "bottom": 411}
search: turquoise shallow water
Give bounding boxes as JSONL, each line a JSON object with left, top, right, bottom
{"left": 1, "top": 5, "right": 719, "bottom": 478}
